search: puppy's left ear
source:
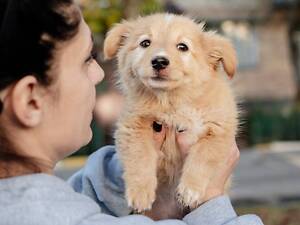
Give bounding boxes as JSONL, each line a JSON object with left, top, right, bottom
{"left": 103, "top": 21, "right": 131, "bottom": 60}
{"left": 202, "top": 33, "right": 237, "bottom": 78}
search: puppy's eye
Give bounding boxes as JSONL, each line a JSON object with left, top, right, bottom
{"left": 140, "top": 39, "right": 151, "bottom": 48}
{"left": 177, "top": 43, "right": 189, "bottom": 52}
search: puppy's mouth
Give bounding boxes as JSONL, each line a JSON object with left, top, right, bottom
{"left": 151, "top": 68, "right": 171, "bottom": 81}
{"left": 151, "top": 76, "right": 168, "bottom": 82}
{"left": 138, "top": 68, "right": 180, "bottom": 90}
{"left": 147, "top": 75, "right": 175, "bottom": 90}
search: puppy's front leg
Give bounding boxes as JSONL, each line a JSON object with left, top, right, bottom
{"left": 115, "top": 116, "right": 159, "bottom": 212}
{"left": 177, "top": 124, "right": 233, "bottom": 208}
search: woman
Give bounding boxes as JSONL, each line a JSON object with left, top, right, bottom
{"left": 0, "top": 0, "right": 263, "bottom": 224}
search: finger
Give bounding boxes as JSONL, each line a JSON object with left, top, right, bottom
{"left": 234, "top": 141, "right": 240, "bottom": 159}
{"left": 211, "top": 141, "right": 240, "bottom": 183}
{"left": 227, "top": 141, "right": 240, "bottom": 169}
{"left": 176, "top": 130, "right": 193, "bottom": 157}
{"left": 214, "top": 141, "right": 240, "bottom": 185}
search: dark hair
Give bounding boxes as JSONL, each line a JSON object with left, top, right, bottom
{"left": 0, "top": 0, "right": 81, "bottom": 177}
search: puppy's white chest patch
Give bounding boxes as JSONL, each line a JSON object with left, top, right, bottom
{"left": 158, "top": 105, "right": 206, "bottom": 145}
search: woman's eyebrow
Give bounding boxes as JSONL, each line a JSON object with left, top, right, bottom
{"left": 90, "top": 34, "right": 95, "bottom": 50}
{"left": 86, "top": 34, "right": 94, "bottom": 54}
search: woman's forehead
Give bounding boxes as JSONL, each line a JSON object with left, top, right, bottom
{"left": 76, "top": 19, "right": 92, "bottom": 47}
{"left": 52, "top": 19, "right": 92, "bottom": 74}
{"left": 61, "top": 19, "right": 92, "bottom": 55}
{"left": 80, "top": 20, "right": 93, "bottom": 50}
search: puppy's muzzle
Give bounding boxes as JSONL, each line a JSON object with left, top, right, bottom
{"left": 151, "top": 57, "right": 169, "bottom": 71}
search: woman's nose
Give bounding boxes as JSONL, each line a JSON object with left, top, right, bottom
{"left": 89, "top": 61, "right": 104, "bottom": 85}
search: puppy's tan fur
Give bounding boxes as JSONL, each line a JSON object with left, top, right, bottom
{"left": 104, "top": 13, "right": 238, "bottom": 220}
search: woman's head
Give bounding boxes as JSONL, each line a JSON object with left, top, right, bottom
{"left": 0, "top": 0, "right": 81, "bottom": 91}
{"left": 0, "top": 0, "right": 104, "bottom": 176}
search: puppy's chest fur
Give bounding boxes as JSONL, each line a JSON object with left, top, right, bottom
{"left": 126, "top": 92, "right": 213, "bottom": 144}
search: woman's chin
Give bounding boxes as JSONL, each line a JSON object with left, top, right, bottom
{"left": 68, "top": 128, "right": 93, "bottom": 156}
{"left": 82, "top": 127, "right": 93, "bottom": 146}
{"left": 86, "top": 127, "right": 93, "bottom": 143}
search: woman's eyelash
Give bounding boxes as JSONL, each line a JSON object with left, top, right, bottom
{"left": 85, "top": 49, "right": 98, "bottom": 63}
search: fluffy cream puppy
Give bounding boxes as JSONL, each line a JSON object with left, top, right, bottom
{"left": 104, "top": 13, "right": 238, "bottom": 220}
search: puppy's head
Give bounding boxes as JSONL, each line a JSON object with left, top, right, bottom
{"left": 104, "top": 14, "right": 237, "bottom": 92}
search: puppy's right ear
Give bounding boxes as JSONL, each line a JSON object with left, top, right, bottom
{"left": 103, "top": 21, "right": 131, "bottom": 60}
{"left": 202, "top": 32, "right": 237, "bottom": 78}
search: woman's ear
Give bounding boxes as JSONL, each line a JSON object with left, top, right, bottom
{"left": 9, "top": 76, "right": 44, "bottom": 127}
{"left": 202, "top": 32, "right": 237, "bottom": 78}
{"left": 103, "top": 20, "right": 131, "bottom": 60}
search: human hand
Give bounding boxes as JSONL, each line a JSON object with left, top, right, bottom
{"left": 176, "top": 131, "right": 240, "bottom": 203}
{"left": 201, "top": 142, "right": 239, "bottom": 202}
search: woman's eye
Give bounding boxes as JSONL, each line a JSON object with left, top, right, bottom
{"left": 140, "top": 39, "right": 151, "bottom": 48}
{"left": 85, "top": 51, "right": 98, "bottom": 64}
{"left": 177, "top": 43, "right": 189, "bottom": 52}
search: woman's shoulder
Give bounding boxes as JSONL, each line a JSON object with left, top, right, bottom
{"left": 0, "top": 173, "right": 101, "bottom": 225}
{"left": 0, "top": 173, "right": 77, "bottom": 199}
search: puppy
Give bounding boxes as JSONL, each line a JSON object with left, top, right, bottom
{"left": 103, "top": 13, "right": 238, "bottom": 220}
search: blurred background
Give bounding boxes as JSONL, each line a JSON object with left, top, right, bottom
{"left": 54, "top": 0, "right": 300, "bottom": 224}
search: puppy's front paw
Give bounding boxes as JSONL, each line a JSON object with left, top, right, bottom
{"left": 176, "top": 178, "right": 207, "bottom": 208}
{"left": 126, "top": 179, "right": 157, "bottom": 213}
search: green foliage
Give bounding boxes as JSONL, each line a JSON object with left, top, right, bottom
{"left": 139, "top": 0, "right": 163, "bottom": 15}
{"left": 246, "top": 102, "right": 300, "bottom": 145}
{"left": 82, "top": 0, "right": 163, "bottom": 35}
{"left": 82, "top": 0, "right": 124, "bottom": 35}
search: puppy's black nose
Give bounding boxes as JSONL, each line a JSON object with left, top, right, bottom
{"left": 151, "top": 57, "right": 170, "bottom": 71}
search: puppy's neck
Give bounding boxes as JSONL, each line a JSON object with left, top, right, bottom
{"left": 155, "top": 91, "right": 172, "bottom": 107}
{"left": 127, "top": 79, "right": 215, "bottom": 109}
{"left": 143, "top": 86, "right": 194, "bottom": 107}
